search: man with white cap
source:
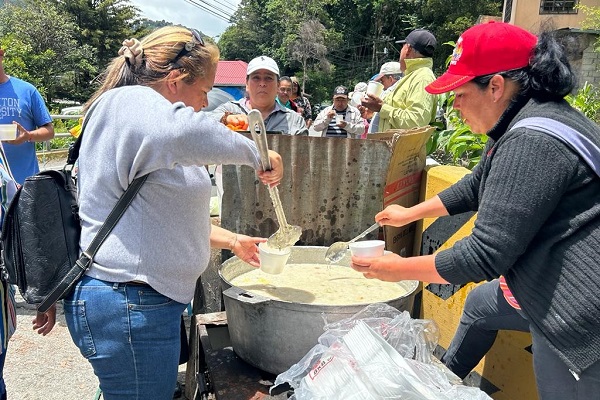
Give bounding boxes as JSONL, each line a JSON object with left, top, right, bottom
{"left": 362, "top": 29, "right": 438, "bottom": 133}
{"left": 367, "top": 61, "right": 403, "bottom": 133}
{"left": 212, "top": 55, "right": 306, "bottom": 134}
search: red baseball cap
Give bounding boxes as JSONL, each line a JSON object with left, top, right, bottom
{"left": 426, "top": 22, "right": 537, "bottom": 94}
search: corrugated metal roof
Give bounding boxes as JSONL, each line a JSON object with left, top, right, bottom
{"left": 222, "top": 135, "right": 392, "bottom": 247}
{"left": 215, "top": 60, "right": 248, "bottom": 86}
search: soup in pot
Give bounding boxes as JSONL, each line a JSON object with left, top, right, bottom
{"left": 229, "top": 263, "right": 410, "bottom": 305}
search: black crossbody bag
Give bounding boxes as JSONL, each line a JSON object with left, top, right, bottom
{"left": 1, "top": 114, "right": 148, "bottom": 313}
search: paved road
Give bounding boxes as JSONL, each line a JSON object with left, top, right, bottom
{"left": 4, "top": 294, "right": 191, "bottom": 400}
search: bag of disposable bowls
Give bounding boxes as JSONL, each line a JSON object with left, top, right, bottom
{"left": 273, "top": 303, "right": 492, "bottom": 400}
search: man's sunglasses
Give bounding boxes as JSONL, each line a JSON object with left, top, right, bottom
{"left": 170, "top": 29, "right": 204, "bottom": 67}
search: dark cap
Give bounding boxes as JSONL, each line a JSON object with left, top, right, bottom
{"left": 332, "top": 85, "right": 349, "bottom": 98}
{"left": 396, "top": 29, "right": 437, "bottom": 57}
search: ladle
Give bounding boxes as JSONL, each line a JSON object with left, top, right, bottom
{"left": 248, "top": 110, "right": 302, "bottom": 249}
{"left": 325, "top": 222, "right": 380, "bottom": 263}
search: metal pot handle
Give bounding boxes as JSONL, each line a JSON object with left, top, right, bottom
{"left": 223, "top": 285, "right": 271, "bottom": 305}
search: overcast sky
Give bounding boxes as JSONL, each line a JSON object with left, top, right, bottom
{"left": 129, "top": 0, "right": 240, "bottom": 38}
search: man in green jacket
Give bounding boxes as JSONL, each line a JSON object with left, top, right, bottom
{"left": 361, "top": 29, "right": 438, "bottom": 132}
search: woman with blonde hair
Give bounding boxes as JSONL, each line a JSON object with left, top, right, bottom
{"left": 64, "top": 25, "right": 283, "bottom": 399}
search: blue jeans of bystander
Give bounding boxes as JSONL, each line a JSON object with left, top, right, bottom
{"left": 0, "top": 346, "right": 6, "bottom": 396}
{"left": 63, "top": 275, "right": 186, "bottom": 400}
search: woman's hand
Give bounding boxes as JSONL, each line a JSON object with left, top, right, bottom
{"left": 32, "top": 304, "right": 56, "bottom": 336}
{"left": 375, "top": 204, "right": 414, "bottom": 227}
{"left": 231, "top": 234, "right": 267, "bottom": 268}
{"left": 350, "top": 252, "right": 405, "bottom": 281}
{"left": 224, "top": 114, "right": 249, "bottom": 131}
{"left": 257, "top": 150, "right": 283, "bottom": 188}
{"left": 351, "top": 253, "right": 448, "bottom": 284}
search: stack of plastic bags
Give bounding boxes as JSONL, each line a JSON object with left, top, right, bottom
{"left": 273, "top": 303, "right": 491, "bottom": 400}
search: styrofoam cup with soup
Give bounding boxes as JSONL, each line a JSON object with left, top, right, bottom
{"left": 0, "top": 124, "right": 17, "bottom": 141}
{"left": 349, "top": 240, "right": 385, "bottom": 258}
{"left": 259, "top": 242, "right": 291, "bottom": 274}
{"left": 366, "top": 81, "right": 384, "bottom": 98}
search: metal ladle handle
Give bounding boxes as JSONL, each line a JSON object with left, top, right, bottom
{"left": 348, "top": 222, "right": 380, "bottom": 244}
{"left": 247, "top": 110, "right": 289, "bottom": 228}
{"left": 248, "top": 110, "right": 271, "bottom": 171}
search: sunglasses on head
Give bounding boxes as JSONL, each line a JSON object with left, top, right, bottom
{"left": 170, "top": 29, "right": 204, "bottom": 67}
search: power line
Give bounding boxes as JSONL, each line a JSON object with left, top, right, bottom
{"left": 184, "top": 0, "right": 232, "bottom": 22}
{"left": 196, "top": 0, "right": 235, "bottom": 20}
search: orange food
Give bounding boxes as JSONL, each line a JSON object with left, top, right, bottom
{"left": 226, "top": 120, "right": 249, "bottom": 131}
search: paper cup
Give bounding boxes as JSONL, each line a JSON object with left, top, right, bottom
{"left": 0, "top": 124, "right": 17, "bottom": 141}
{"left": 351, "top": 91, "right": 365, "bottom": 106}
{"left": 259, "top": 242, "right": 291, "bottom": 274}
{"left": 366, "top": 81, "right": 384, "bottom": 99}
{"left": 335, "top": 114, "right": 343, "bottom": 124}
{"left": 349, "top": 240, "right": 385, "bottom": 258}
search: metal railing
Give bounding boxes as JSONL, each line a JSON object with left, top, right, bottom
{"left": 43, "top": 113, "right": 83, "bottom": 151}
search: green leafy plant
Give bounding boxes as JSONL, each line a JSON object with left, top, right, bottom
{"left": 566, "top": 82, "right": 600, "bottom": 123}
{"left": 426, "top": 41, "right": 487, "bottom": 170}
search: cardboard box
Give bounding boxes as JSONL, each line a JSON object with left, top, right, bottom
{"left": 370, "top": 126, "right": 435, "bottom": 257}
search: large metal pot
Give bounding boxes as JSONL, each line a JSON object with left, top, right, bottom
{"left": 220, "top": 246, "right": 419, "bottom": 375}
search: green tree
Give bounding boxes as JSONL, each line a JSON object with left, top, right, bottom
{"left": 0, "top": 0, "right": 97, "bottom": 104}
{"left": 422, "top": 0, "right": 503, "bottom": 72}
{"left": 579, "top": 4, "right": 600, "bottom": 51}
{"left": 55, "top": 0, "right": 145, "bottom": 100}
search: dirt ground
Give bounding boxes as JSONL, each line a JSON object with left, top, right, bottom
{"left": 4, "top": 294, "right": 192, "bottom": 400}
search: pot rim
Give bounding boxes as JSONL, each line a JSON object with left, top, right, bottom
{"left": 219, "top": 246, "right": 419, "bottom": 308}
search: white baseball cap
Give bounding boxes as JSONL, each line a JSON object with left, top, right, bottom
{"left": 374, "top": 62, "right": 402, "bottom": 81}
{"left": 246, "top": 56, "right": 280, "bottom": 76}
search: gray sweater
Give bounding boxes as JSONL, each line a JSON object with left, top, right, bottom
{"left": 78, "top": 86, "right": 260, "bottom": 304}
{"left": 436, "top": 96, "right": 600, "bottom": 374}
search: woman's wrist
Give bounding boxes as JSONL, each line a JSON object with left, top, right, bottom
{"left": 228, "top": 234, "right": 238, "bottom": 251}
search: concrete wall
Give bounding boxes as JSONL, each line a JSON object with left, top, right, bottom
{"left": 504, "top": 0, "right": 600, "bottom": 91}
{"left": 416, "top": 165, "right": 537, "bottom": 400}
{"left": 507, "top": 0, "right": 600, "bottom": 30}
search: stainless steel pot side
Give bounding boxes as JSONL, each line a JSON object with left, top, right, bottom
{"left": 220, "top": 246, "right": 419, "bottom": 375}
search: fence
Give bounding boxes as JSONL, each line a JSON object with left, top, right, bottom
{"left": 44, "top": 113, "right": 83, "bottom": 151}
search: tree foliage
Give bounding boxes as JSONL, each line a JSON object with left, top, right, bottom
{"left": 0, "top": 0, "right": 506, "bottom": 109}
{"left": 219, "top": 0, "right": 503, "bottom": 107}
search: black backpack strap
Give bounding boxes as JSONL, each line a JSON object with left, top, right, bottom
{"left": 37, "top": 174, "right": 149, "bottom": 313}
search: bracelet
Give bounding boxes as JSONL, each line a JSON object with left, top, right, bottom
{"left": 220, "top": 111, "right": 233, "bottom": 125}
{"left": 228, "top": 234, "right": 238, "bottom": 251}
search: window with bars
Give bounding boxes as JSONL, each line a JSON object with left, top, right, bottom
{"left": 540, "top": 0, "right": 579, "bottom": 14}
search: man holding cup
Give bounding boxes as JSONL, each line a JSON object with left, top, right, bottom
{"left": 367, "top": 61, "right": 403, "bottom": 133}
{"left": 361, "top": 29, "right": 438, "bottom": 133}
{"left": 312, "top": 86, "right": 365, "bottom": 138}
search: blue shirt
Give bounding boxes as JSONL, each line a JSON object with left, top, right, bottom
{"left": 0, "top": 77, "right": 52, "bottom": 184}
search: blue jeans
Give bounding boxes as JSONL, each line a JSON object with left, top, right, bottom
{"left": 0, "top": 347, "right": 6, "bottom": 396}
{"left": 64, "top": 276, "right": 187, "bottom": 400}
